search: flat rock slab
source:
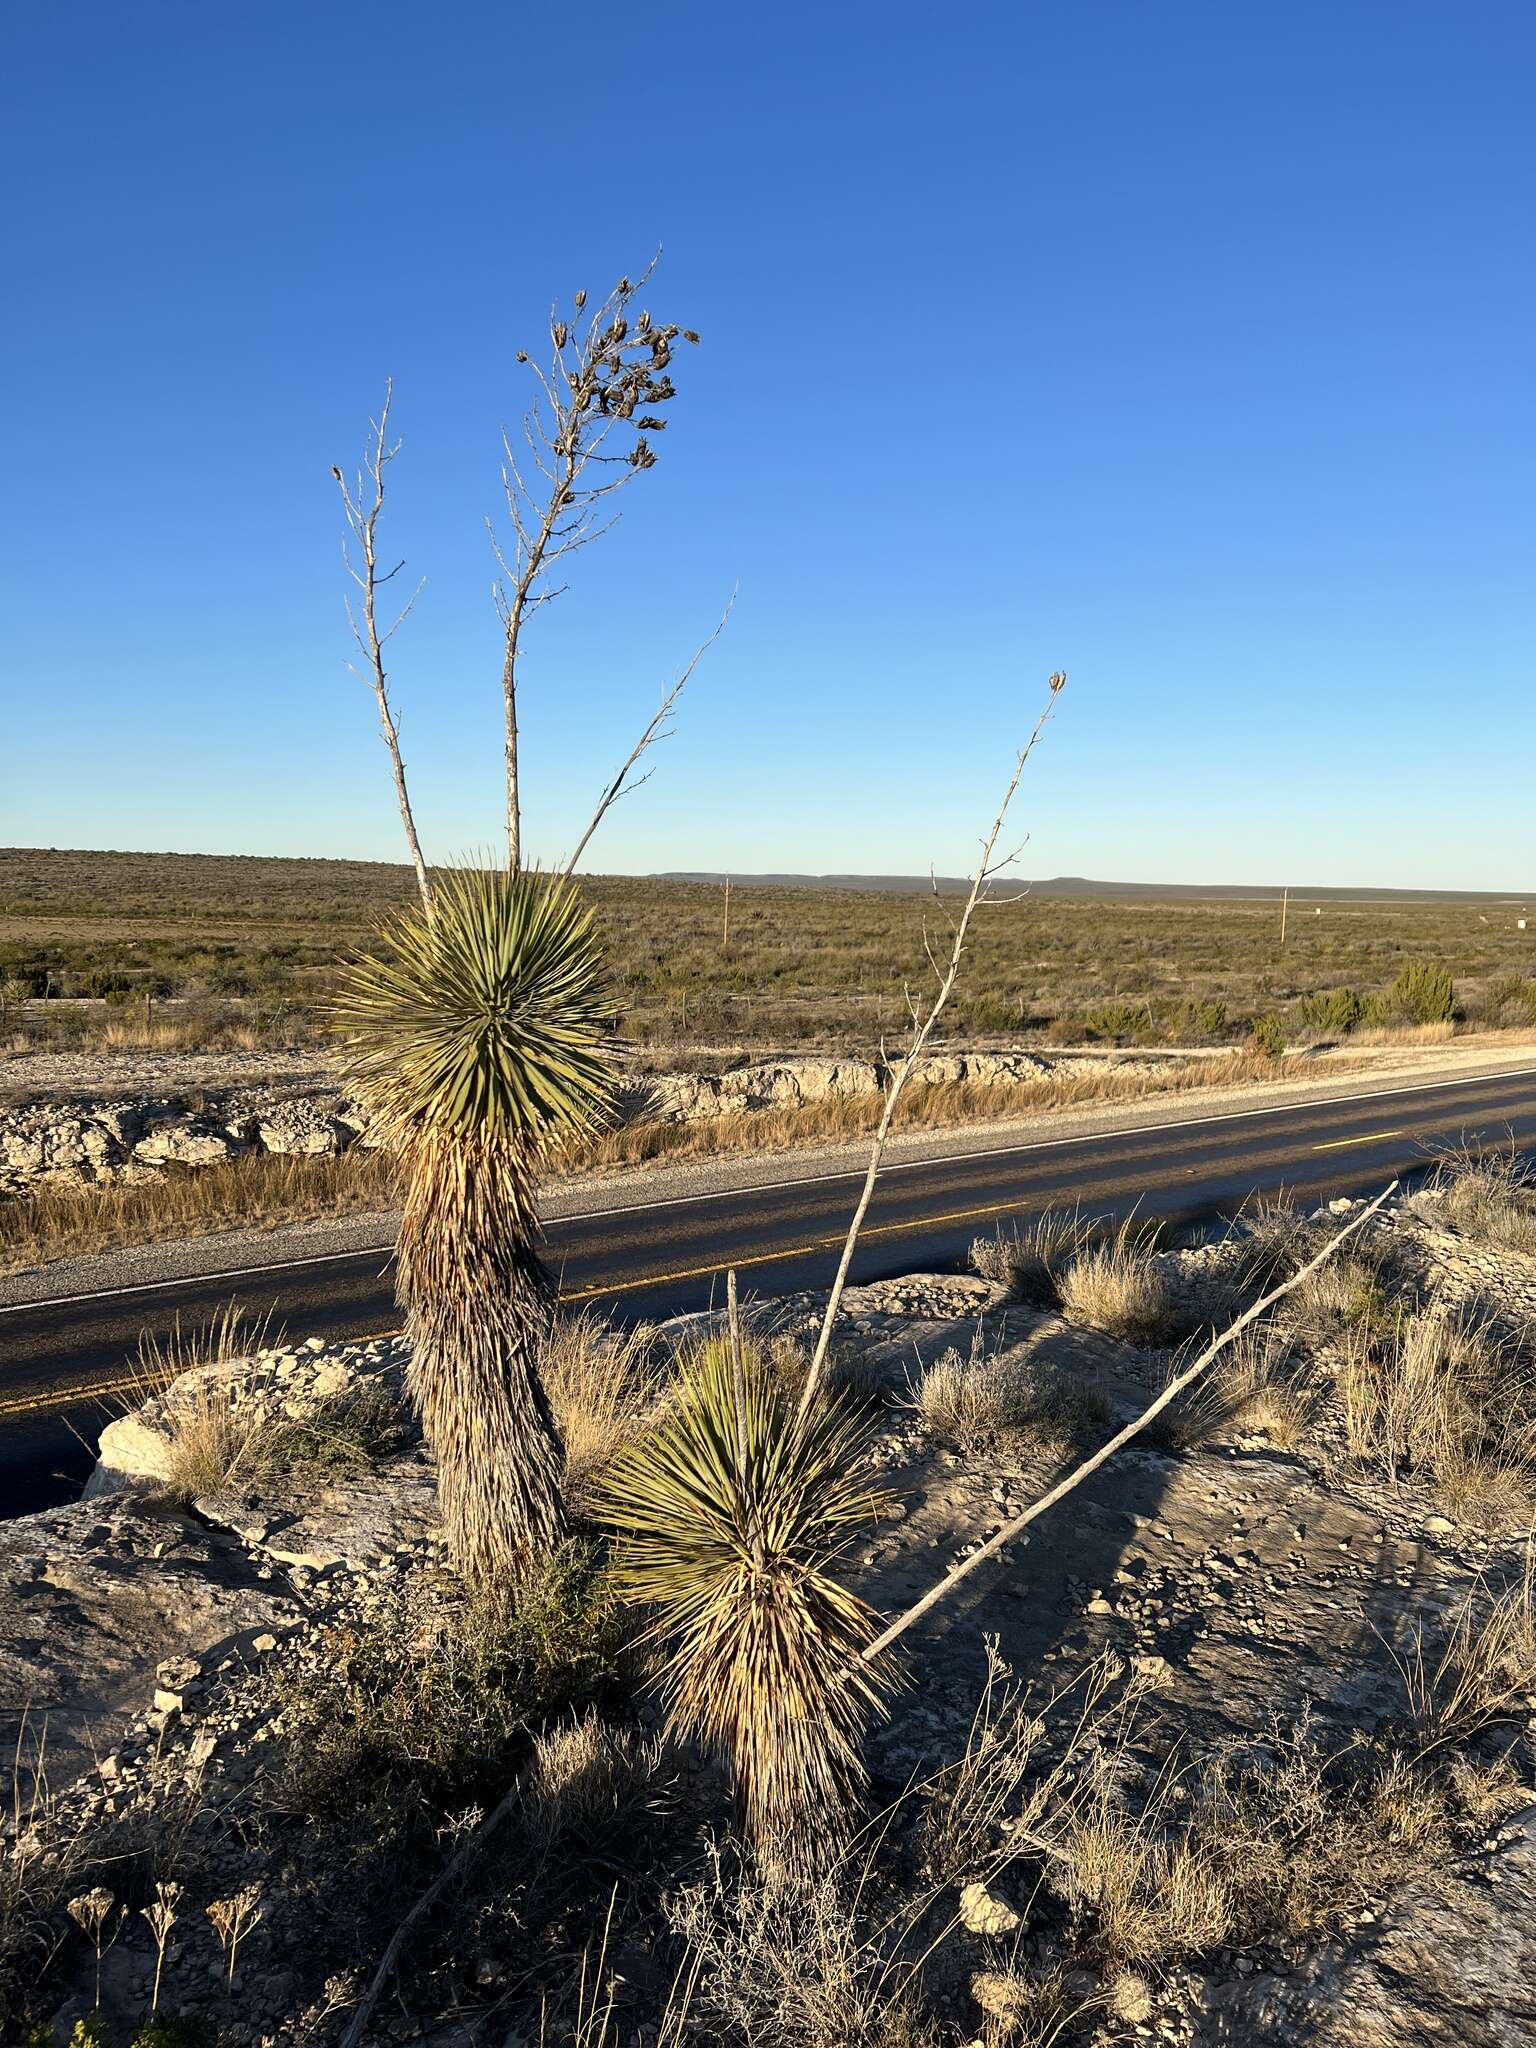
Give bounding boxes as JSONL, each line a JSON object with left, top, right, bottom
{"left": 194, "top": 1451, "right": 439, "bottom": 1571}
{"left": 1195, "top": 1805, "right": 1536, "bottom": 2044}
{"left": 0, "top": 1494, "right": 299, "bottom": 1786}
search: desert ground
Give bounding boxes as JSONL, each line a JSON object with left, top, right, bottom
{"left": 5, "top": 1164, "right": 1536, "bottom": 2045}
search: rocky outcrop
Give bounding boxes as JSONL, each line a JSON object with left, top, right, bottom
{"left": 0, "top": 1047, "right": 1077, "bottom": 1198}
{"left": 88, "top": 1333, "right": 414, "bottom": 1497}
{"left": 632, "top": 1046, "right": 1054, "bottom": 1123}
{"left": 0, "top": 1493, "right": 303, "bottom": 1789}
{"left": 0, "top": 1083, "right": 373, "bottom": 1198}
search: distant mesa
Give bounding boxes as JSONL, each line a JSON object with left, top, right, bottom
{"left": 654, "top": 871, "right": 1530, "bottom": 905}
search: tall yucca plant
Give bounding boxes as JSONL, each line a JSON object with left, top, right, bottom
{"left": 336, "top": 866, "right": 616, "bottom": 1582}
{"left": 596, "top": 1338, "right": 897, "bottom": 1868}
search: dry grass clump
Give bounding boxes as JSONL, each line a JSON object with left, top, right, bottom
{"left": 1155, "top": 1319, "right": 1317, "bottom": 1452}
{"left": 1426, "top": 1139, "right": 1536, "bottom": 1255}
{"left": 130, "top": 1310, "right": 410, "bottom": 1501}
{"left": 571, "top": 1053, "right": 1271, "bottom": 1177}
{"left": 1339, "top": 1305, "right": 1536, "bottom": 1508}
{"left": 1231, "top": 1197, "right": 1323, "bottom": 1289}
{"left": 1056, "top": 1223, "right": 1177, "bottom": 1346}
{"left": 536, "top": 1311, "right": 665, "bottom": 1513}
{"left": 916, "top": 1643, "right": 1130, "bottom": 1889}
{"left": 970, "top": 1207, "right": 1093, "bottom": 1306}
{"left": 1044, "top": 1715, "right": 1474, "bottom": 1968}
{"left": 666, "top": 1845, "right": 938, "bottom": 2048}
{"left": 1282, "top": 1248, "right": 1394, "bottom": 1349}
{"left": 911, "top": 1331, "right": 1110, "bottom": 1456}
{"left": 0, "top": 1146, "right": 400, "bottom": 1273}
{"left": 1208, "top": 1320, "right": 1317, "bottom": 1445}
{"left": 523, "top": 1710, "right": 666, "bottom": 1850}
{"left": 1389, "top": 1553, "right": 1536, "bottom": 1758}
{"left": 1049, "top": 1771, "right": 1234, "bottom": 1964}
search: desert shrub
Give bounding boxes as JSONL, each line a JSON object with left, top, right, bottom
{"left": 1058, "top": 1225, "right": 1178, "bottom": 1345}
{"left": 1476, "top": 974, "right": 1536, "bottom": 1029}
{"left": 1297, "top": 986, "right": 1362, "bottom": 1037}
{"left": 1176, "top": 998, "right": 1230, "bottom": 1043}
{"left": 667, "top": 1846, "right": 938, "bottom": 2048}
{"left": 1390, "top": 960, "right": 1455, "bottom": 1024}
{"left": 1081, "top": 1000, "right": 1155, "bottom": 1044}
{"left": 1247, "top": 1012, "right": 1287, "bottom": 1061}
{"left": 911, "top": 1329, "right": 1109, "bottom": 1454}
{"left": 1425, "top": 1139, "right": 1536, "bottom": 1254}
{"left": 1283, "top": 1251, "right": 1393, "bottom": 1349}
{"left": 1340, "top": 1306, "right": 1536, "bottom": 1508}
{"left": 273, "top": 1545, "right": 622, "bottom": 1844}
{"left": 969, "top": 1206, "right": 1092, "bottom": 1306}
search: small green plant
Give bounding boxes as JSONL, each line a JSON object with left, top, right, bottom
{"left": 1082, "top": 1000, "right": 1155, "bottom": 1044}
{"left": 1390, "top": 960, "right": 1455, "bottom": 1024}
{"left": 1297, "top": 987, "right": 1362, "bottom": 1037}
{"left": 1247, "top": 1013, "right": 1287, "bottom": 1061}
{"left": 1179, "top": 997, "right": 1230, "bottom": 1042}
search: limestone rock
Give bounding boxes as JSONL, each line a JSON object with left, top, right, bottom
{"left": 132, "top": 1118, "right": 240, "bottom": 1167}
{"left": 959, "top": 1880, "right": 1020, "bottom": 1936}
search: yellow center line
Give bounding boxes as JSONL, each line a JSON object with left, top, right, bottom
{"left": 1311, "top": 1129, "right": 1404, "bottom": 1152}
{"left": 559, "top": 1189, "right": 1063, "bottom": 1303}
{"left": 1, "top": 1134, "right": 1406, "bottom": 1422}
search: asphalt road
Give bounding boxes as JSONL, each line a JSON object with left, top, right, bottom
{"left": 5, "top": 1065, "right": 1535, "bottom": 1515}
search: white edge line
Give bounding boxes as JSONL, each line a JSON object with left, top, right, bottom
{"left": 4, "top": 1064, "right": 1534, "bottom": 1319}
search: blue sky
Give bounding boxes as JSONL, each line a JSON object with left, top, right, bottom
{"left": 2, "top": 1, "right": 1531, "bottom": 888}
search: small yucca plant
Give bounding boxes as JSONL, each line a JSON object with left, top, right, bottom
{"left": 336, "top": 867, "right": 616, "bottom": 1583}
{"left": 597, "top": 1337, "right": 897, "bottom": 1870}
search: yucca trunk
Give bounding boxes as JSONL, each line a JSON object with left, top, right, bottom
{"left": 397, "top": 1127, "right": 566, "bottom": 1578}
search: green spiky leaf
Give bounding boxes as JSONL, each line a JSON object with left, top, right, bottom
{"left": 596, "top": 1338, "right": 897, "bottom": 1854}
{"left": 334, "top": 867, "right": 616, "bottom": 1146}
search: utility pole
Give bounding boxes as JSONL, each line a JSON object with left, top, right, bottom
{"left": 722, "top": 875, "right": 731, "bottom": 951}
{"left": 1280, "top": 888, "right": 1289, "bottom": 947}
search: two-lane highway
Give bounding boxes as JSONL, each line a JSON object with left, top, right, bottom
{"left": 5, "top": 1065, "right": 1535, "bottom": 1513}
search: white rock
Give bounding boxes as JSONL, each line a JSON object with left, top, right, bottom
{"left": 959, "top": 1881, "right": 1020, "bottom": 1936}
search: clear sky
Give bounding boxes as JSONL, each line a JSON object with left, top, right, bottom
{"left": 2, "top": 1, "right": 1531, "bottom": 889}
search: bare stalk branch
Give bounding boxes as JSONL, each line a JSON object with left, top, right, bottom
{"left": 795, "top": 672, "right": 1068, "bottom": 1420}
{"left": 493, "top": 260, "right": 701, "bottom": 873}
{"left": 331, "top": 380, "right": 433, "bottom": 914}
{"left": 562, "top": 592, "right": 736, "bottom": 876}
{"left": 861, "top": 1180, "right": 1399, "bottom": 1664}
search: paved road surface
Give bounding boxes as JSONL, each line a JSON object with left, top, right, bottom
{"left": 4, "top": 1066, "right": 1534, "bottom": 1513}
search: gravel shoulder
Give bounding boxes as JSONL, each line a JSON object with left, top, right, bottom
{"left": 4, "top": 1034, "right": 1532, "bottom": 1311}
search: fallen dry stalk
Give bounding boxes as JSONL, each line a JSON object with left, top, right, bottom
{"left": 338, "top": 1773, "right": 527, "bottom": 2048}
{"left": 860, "top": 1181, "right": 1398, "bottom": 1664}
